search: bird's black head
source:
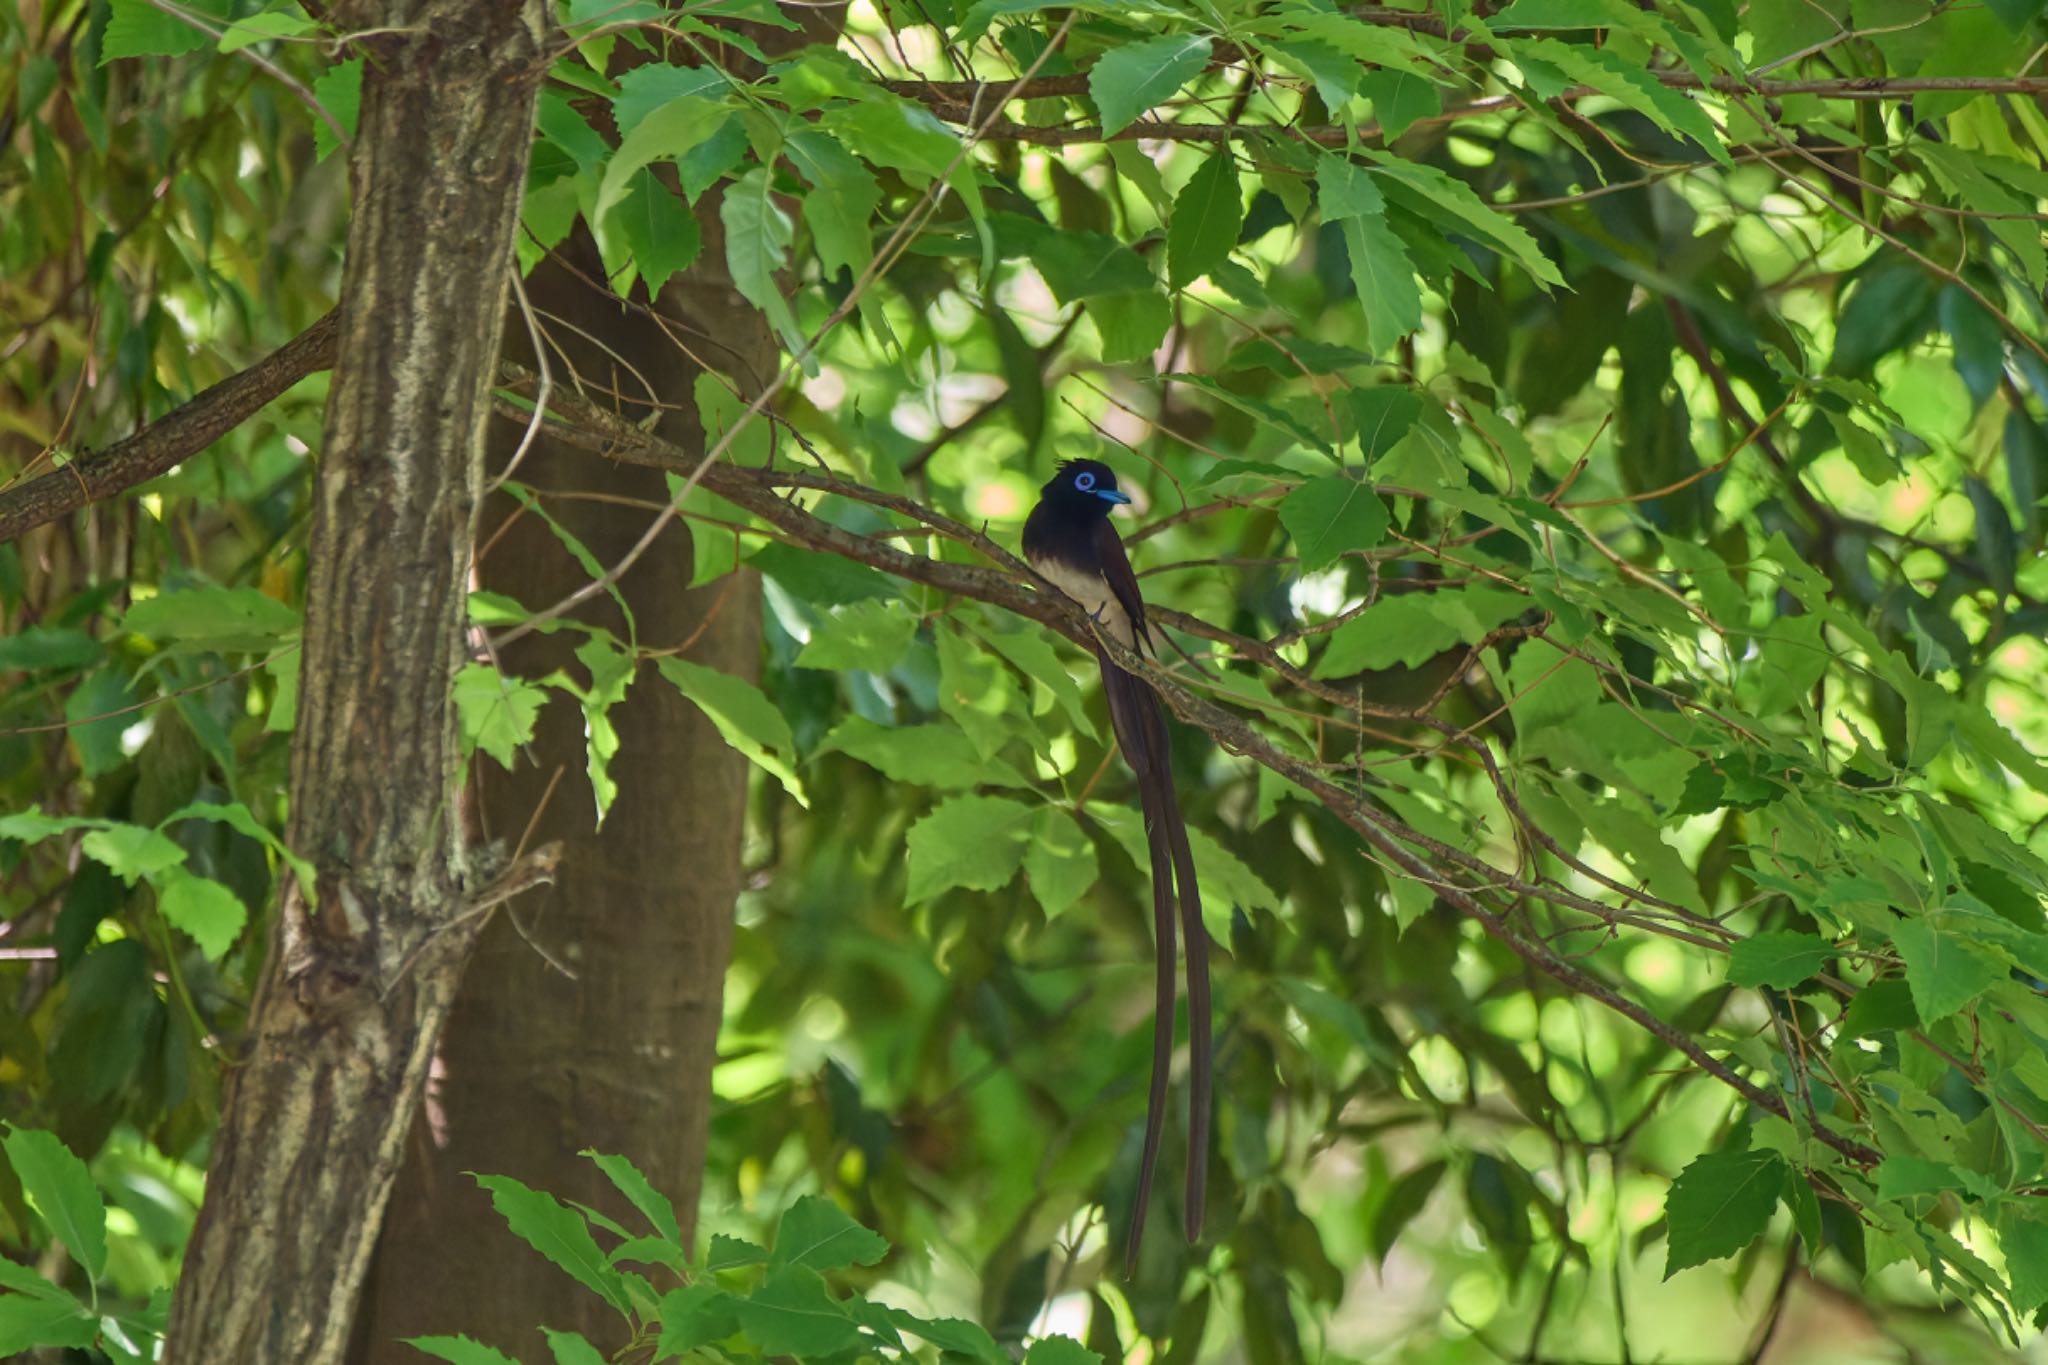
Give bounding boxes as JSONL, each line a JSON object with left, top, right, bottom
{"left": 1038, "top": 459, "right": 1132, "bottom": 519}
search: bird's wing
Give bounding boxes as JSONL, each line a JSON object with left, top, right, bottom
{"left": 1092, "top": 517, "right": 1154, "bottom": 655}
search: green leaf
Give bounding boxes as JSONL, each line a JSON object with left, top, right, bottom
{"left": 1089, "top": 290, "right": 1172, "bottom": 365}
{"left": 2000, "top": 1209, "right": 2048, "bottom": 1313}
{"left": 80, "top": 823, "right": 186, "bottom": 886}
{"left": 405, "top": 1335, "right": 522, "bottom": 1365}
{"left": 594, "top": 94, "right": 727, "bottom": 224}
{"left": 706, "top": 1233, "right": 768, "bottom": 1269}
{"left": 937, "top": 627, "right": 1023, "bottom": 758}
{"left": 311, "top": 59, "right": 363, "bottom": 161}
{"left": 1024, "top": 1337, "right": 1102, "bottom": 1365}
{"left": 1891, "top": 914, "right": 2006, "bottom": 1023}
{"left": 904, "top": 795, "right": 1034, "bottom": 903}
{"left": 1088, "top": 806, "right": 1278, "bottom": 940}
{"left": 1511, "top": 38, "right": 1728, "bottom": 163}
{"left": 564, "top": 638, "right": 633, "bottom": 827}
{"left": 65, "top": 668, "right": 131, "bottom": 777}
{"left": 971, "top": 614, "right": 1097, "bottom": 739}
{"left": 124, "top": 585, "right": 299, "bottom": 650}
{"left": 453, "top": 663, "right": 546, "bottom": 769}
{"left": 160, "top": 799, "right": 317, "bottom": 905}
{"left": 828, "top": 96, "right": 961, "bottom": 180}
{"left": 102, "top": 0, "right": 217, "bottom": 60}
{"left": 156, "top": 871, "right": 248, "bottom": 960}
{"left": 750, "top": 543, "right": 901, "bottom": 606}
{"left": 1024, "top": 806, "right": 1098, "bottom": 919}
{"left": 611, "top": 64, "right": 723, "bottom": 136}
{"left": 472, "top": 1174, "right": 633, "bottom": 1315}
{"left": 816, "top": 716, "right": 1031, "bottom": 789}
{"left": 0, "top": 625, "right": 99, "bottom": 671}
{"left": 655, "top": 657, "right": 807, "bottom": 806}
{"left": 217, "top": 9, "right": 313, "bottom": 52}
{"left": 1663, "top": 1147, "right": 1786, "bottom": 1276}
{"left": 0, "top": 1292, "right": 98, "bottom": 1354}
{"left": 657, "top": 1283, "right": 741, "bottom": 1355}
{"left": 1317, "top": 154, "right": 1386, "bottom": 221}
{"left": 582, "top": 1149, "right": 680, "bottom": 1244}
{"left": 1340, "top": 212, "right": 1423, "bottom": 351}
{"left": 793, "top": 598, "right": 918, "bottom": 673}
{"left": 1090, "top": 34, "right": 1211, "bottom": 135}
{"left": 542, "top": 1328, "right": 607, "bottom": 1365}
{"left": 1278, "top": 476, "right": 1389, "bottom": 572}
{"left": 1360, "top": 69, "right": 1441, "bottom": 139}
{"left": 1029, "top": 231, "right": 1156, "bottom": 304}
{"left": 721, "top": 165, "right": 805, "bottom": 356}
{"left": 2, "top": 1127, "right": 107, "bottom": 1283}
{"left": 770, "top": 1194, "right": 890, "bottom": 1272}
{"left": 787, "top": 130, "right": 881, "bottom": 280}
{"left": 1726, "top": 931, "right": 1835, "bottom": 990}
{"left": 1874, "top": 1156, "right": 1965, "bottom": 1202}
{"left": 0, "top": 809, "right": 101, "bottom": 843}
{"left": 1371, "top": 1160, "right": 1446, "bottom": 1265}
{"left": 1841, "top": 977, "right": 1920, "bottom": 1037}
{"left": 731, "top": 1266, "right": 865, "bottom": 1356}
{"left": 1167, "top": 151, "right": 1243, "bottom": 289}
{"left": 1364, "top": 153, "right": 1564, "bottom": 287}
{"left": 1349, "top": 386, "right": 1423, "bottom": 462}
{"left": 607, "top": 169, "right": 701, "bottom": 298}
{"left": 1315, "top": 586, "right": 1530, "bottom": 676}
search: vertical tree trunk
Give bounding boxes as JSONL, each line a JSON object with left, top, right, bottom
{"left": 162, "top": 6, "right": 549, "bottom": 1361}
{"left": 348, "top": 232, "right": 769, "bottom": 1358}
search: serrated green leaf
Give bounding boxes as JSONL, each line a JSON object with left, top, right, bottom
{"left": 817, "top": 716, "right": 1031, "bottom": 789}
{"left": 542, "top": 1328, "right": 607, "bottom": 1365}
{"left": 1024, "top": 1336, "right": 1102, "bottom": 1365}
{"left": 771, "top": 1194, "right": 889, "bottom": 1271}
{"left": 1891, "top": 914, "right": 2006, "bottom": 1022}
{"left": 583, "top": 1149, "right": 680, "bottom": 1243}
{"left": 1024, "top": 806, "right": 1098, "bottom": 918}
{"left": 80, "top": 823, "right": 186, "bottom": 886}
{"left": 1340, "top": 212, "right": 1423, "bottom": 351}
{"left": 2001, "top": 1209, "right": 2048, "bottom": 1313}
{"left": 311, "top": 59, "right": 362, "bottom": 161}
{"left": 905, "top": 794, "right": 1033, "bottom": 903}
{"left": 0, "top": 1292, "right": 98, "bottom": 1354}
{"left": 453, "top": 663, "right": 546, "bottom": 769}
{"left": 102, "top": 0, "right": 218, "bottom": 61}
{"left": 732, "top": 1266, "right": 865, "bottom": 1356}
{"left": 1663, "top": 1147, "right": 1786, "bottom": 1276}
{"left": 1168, "top": 151, "right": 1243, "bottom": 289}
{"left": 1726, "top": 931, "right": 1835, "bottom": 990}
{"left": 1279, "top": 476, "right": 1388, "bottom": 572}
{"left": 1090, "top": 34, "right": 1212, "bottom": 135}
{"left": 788, "top": 129, "right": 881, "bottom": 280}
{"left": 156, "top": 871, "right": 247, "bottom": 960}
{"left": 706, "top": 1233, "right": 768, "bottom": 1268}
{"left": 2, "top": 1128, "right": 107, "bottom": 1283}
{"left": 124, "top": 585, "right": 299, "bottom": 651}
{"left": 793, "top": 598, "right": 919, "bottom": 673}
{"left": 655, "top": 657, "right": 807, "bottom": 806}
{"left": 1364, "top": 153, "right": 1563, "bottom": 286}
{"left": 1316, "top": 586, "right": 1529, "bottom": 676}
{"left": 658, "top": 1283, "right": 741, "bottom": 1354}
{"left": 405, "top": 1335, "right": 522, "bottom": 1365}
{"left": 750, "top": 542, "right": 901, "bottom": 606}
{"left": 594, "top": 94, "right": 727, "bottom": 224}
{"left": 1350, "top": 386, "right": 1423, "bottom": 462}
{"left": 972, "top": 614, "right": 1098, "bottom": 739}
{"left": 612, "top": 63, "right": 723, "bottom": 135}
{"left": 721, "top": 165, "right": 805, "bottom": 356}
{"left": 607, "top": 168, "right": 702, "bottom": 298}
{"left": 1511, "top": 39, "right": 1728, "bottom": 163}
{"left": 472, "top": 1174, "right": 633, "bottom": 1315}
{"left": 1874, "top": 1156, "right": 1965, "bottom": 1202}
{"left": 1317, "top": 154, "right": 1386, "bottom": 221}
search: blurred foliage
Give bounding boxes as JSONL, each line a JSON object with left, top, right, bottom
{"left": 6, "top": 0, "right": 2048, "bottom": 1360}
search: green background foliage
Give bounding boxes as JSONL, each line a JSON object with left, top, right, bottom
{"left": 6, "top": 0, "right": 2048, "bottom": 1358}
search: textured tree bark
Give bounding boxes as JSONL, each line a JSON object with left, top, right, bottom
{"left": 161, "top": 5, "right": 550, "bottom": 1361}
{"left": 347, "top": 228, "right": 769, "bottom": 1358}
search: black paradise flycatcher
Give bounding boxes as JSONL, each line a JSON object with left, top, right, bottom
{"left": 1022, "top": 458, "right": 1211, "bottom": 1276}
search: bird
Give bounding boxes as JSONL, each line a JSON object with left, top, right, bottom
{"left": 1021, "top": 457, "right": 1209, "bottom": 1277}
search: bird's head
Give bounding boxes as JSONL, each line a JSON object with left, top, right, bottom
{"left": 1039, "top": 459, "right": 1132, "bottom": 518}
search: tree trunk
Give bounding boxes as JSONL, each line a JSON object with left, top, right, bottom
{"left": 347, "top": 230, "right": 769, "bottom": 1358}
{"left": 161, "top": 5, "right": 549, "bottom": 1361}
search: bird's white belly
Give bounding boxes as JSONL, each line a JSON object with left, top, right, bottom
{"left": 1033, "top": 556, "right": 1141, "bottom": 651}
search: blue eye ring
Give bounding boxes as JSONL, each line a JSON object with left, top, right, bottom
{"left": 1074, "top": 470, "right": 1096, "bottom": 492}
